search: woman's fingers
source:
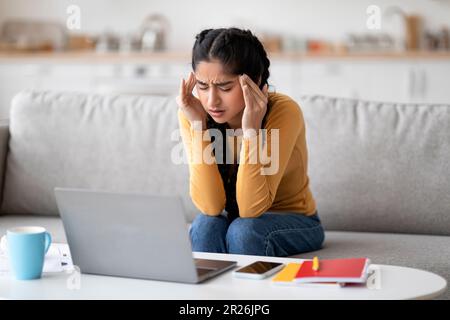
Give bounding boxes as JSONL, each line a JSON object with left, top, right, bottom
{"left": 241, "top": 77, "right": 268, "bottom": 113}
{"left": 243, "top": 79, "right": 266, "bottom": 109}
{"left": 180, "top": 75, "right": 193, "bottom": 107}
{"left": 185, "top": 72, "right": 193, "bottom": 95}
{"left": 187, "top": 72, "right": 196, "bottom": 94}
{"left": 186, "top": 72, "right": 193, "bottom": 93}
{"left": 180, "top": 78, "right": 186, "bottom": 100}
{"left": 188, "top": 72, "right": 196, "bottom": 93}
{"left": 240, "top": 79, "right": 252, "bottom": 110}
{"left": 180, "top": 73, "right": 195, "bottom": 107}
{"left": 243, "top": 85, "right": 261, "bottom": 114}
{"left": 242, "top": 74, "right": 267, "bottom": 103}
{"left": 250, "top": 86, "right": 267, "bottom": 108}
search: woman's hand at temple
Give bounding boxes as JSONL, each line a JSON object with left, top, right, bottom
{"left": 176, "top": 72, "right": 208, "bottom": 130}
{"left": 239, "top": 74, "right": 268, "bottom": 138}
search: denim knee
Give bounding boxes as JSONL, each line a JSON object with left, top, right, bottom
{"left": 226, "top": 213, "right": 326, "bottom": 257}
{"left": 189, "top": 213, "right": 229, "bottom": 253}
{"left": 226, "top": 218, "right": 267, "bottom": 255}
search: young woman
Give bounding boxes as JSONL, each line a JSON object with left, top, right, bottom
{"left": 176, "top": 27, "right": 325, "bottom": 257}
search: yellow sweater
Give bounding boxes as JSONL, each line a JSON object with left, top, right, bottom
{"left": 178, "top": 92, "right": 317, "bottom": 218}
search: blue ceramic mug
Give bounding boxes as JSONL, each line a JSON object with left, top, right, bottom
{"left": 6, "top": 226, "right": 52, "bottom": 280}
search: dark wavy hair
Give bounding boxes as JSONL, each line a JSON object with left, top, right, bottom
{"left": 191, "top": 28, "right": 271, "bottom": 220}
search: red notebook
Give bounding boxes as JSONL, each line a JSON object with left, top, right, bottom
{"left": 294, "top": 258, "right": 371, "bottom": 284}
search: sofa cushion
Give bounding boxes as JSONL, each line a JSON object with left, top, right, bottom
{"left": 1, "top": 90, "right": 196, "bottom": 221}
{"left": 292, "top": 230, "right": 450, "bottom": 300}
{"left": 298, "top": 96, "right": 450, "bottom": 236}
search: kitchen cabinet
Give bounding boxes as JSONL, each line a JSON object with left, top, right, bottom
{"left": 292, "top": 61, "right": 357, "bottom": 99}
{"left": 0, "top": 61, "right": 191, "bottom": 118}
{"left": 337, "top": 61, "right": 411, "bottom": 103}
{"left": 410, "top": 61, "right": 450, "bottom": 104}
{"left": 0, "top": 63, "right": 100, "bottom": 117}
{"left": 1, "top": 55, "right": 449, "bottom": 119}
{"left": 267, "top": 60, "right": 297, "bottom": 97}
{"left": 286, "top": 59, "right": 450, "bottom": 105}
{"left": 93, "top": 63, "right": 191, "bottom": 95}
{"left": 0, "top": 64, "right": 41, "bottom": 118}
{"left": 292, "top": 61, "right": 409, "bottom": 103}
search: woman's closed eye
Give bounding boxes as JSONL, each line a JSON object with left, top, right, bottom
{"left": 198, "top": 86, "right": 232, "bottom": 92}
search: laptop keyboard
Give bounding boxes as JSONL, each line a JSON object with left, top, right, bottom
{"left": 195, "top": 258, "right": 222, "bottom": 269}
{"left": 196, "top": 267, "right": 215, "bottom": 277}
{"left": 195, "top": 258, "right": 237, "bottom": 279}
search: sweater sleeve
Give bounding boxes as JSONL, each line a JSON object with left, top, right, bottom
{"left": 177, "top": 109, "right": 226, "bottom": 215}
{"left": 236, "top": 101, "right": 303, "bottom": 218}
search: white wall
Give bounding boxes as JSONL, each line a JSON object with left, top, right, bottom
{"left": 0, "top": 0, "right": 449, "bottom": 50}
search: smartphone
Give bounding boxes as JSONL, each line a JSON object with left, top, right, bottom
{"left": 232, "top": 261, "right": 284, "bottom": 279}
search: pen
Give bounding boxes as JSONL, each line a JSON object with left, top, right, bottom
{"left": 312, "top": 256, "right": 320, "bottom": 271}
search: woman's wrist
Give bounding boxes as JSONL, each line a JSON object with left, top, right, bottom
{"left": 243, "top": 128, "right": 258, "bottom": 139}
{"left": 190, "top": 118, "right": 206, "bottom": 131}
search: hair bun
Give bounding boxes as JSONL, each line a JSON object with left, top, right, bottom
{"left": 196, "top": 29, "right": 213, "bottom": 43}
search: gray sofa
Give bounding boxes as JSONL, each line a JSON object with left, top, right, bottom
{"left": 0, "top": 90, "right": 448, "bottom": 299}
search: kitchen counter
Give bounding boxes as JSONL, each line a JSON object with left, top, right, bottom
{"left": 0, "top": 51, "right": 191, "bottom": 63}
{"left": 1, "top": 50, "right": 450, "bottom": 63}
{"left": 0, "top": 49, "right": 449, "bottom": 119}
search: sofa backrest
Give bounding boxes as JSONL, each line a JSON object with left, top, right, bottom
{"left": 1, "top": 90, "right": 197, "bottom": 221}
{"left": 2, "top": 91, "right": 450, "bottom": 236}
{"left": 298, "top": 95, "right": 450, "bottom": 236}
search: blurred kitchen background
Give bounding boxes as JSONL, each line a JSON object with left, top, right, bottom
{"left": 0, "top": 0, "right": 449, "bottom": 118}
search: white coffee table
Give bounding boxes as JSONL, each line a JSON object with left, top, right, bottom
{"left": 0, "top": 252, "right": 446, "bottom": 300}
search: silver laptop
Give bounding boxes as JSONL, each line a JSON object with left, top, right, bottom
{"left": 54, "top": 188, "right": 236, "bottom": 283}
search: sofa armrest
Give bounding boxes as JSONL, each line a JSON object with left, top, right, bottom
{"left": 0, "top": 119, "right": 9, "bottom": 206}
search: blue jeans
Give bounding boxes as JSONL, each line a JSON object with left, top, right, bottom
{"left": 189, "top": 211, "right": 325, "bottom": 257}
